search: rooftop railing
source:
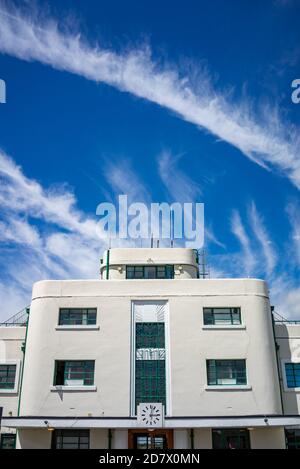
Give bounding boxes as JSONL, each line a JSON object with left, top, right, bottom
{"left": 273, "top": 310, "right": 300, "bottom": 324}
{"left": 0, "top": 307, "right": 30, "bottom": 327}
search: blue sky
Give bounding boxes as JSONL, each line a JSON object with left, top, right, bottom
{"left": 0, "top": 0, "right": 300, "bottom": 320}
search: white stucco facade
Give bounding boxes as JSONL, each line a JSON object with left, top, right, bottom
{"left": 0, "top": 248, "right": 300, "bottom": 449}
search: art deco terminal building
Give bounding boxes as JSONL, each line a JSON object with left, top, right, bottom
{"left": 0, "top": 248, "right": 300, "bottom": 449}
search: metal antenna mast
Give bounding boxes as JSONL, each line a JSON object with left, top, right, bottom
{"left": 198, "top": 249, "right": 210, "bottom": 279}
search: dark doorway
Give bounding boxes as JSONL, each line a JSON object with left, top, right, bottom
{"left": 212, "top": 428, "right": 251, "bottom": 449}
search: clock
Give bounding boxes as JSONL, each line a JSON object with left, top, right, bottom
{"left": 137, "top": 403, "right": 163, "bottom": 427}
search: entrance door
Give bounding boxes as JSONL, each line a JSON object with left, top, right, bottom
{"left": 128, "top": 430, "right": 173, "bottom": 449}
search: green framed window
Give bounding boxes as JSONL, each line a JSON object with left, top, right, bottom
{"left": 286, "top": 429, "right": 300, "bottom": 449}
{"left": 58, "top": 308, "right": 97, "bottom": 326}
{"left": 285, "top": 363, "right": 300, "bottom": 388}
{"left": 0, "top": 434, "right": 16, "bottom": 449}
{"left": 136, "top": 323, "right": 165, "bottom": 349}
{"left": 126, "top": 265, "right": 174, "bottom": 279}
{"left": 203, "top": 307, "right": 241, "bottom": 326}
{"left": 212, "top": 429, "right": 250, "bottom": 449}
{"left": 54, "top": 360, "right": 95, "bottom": 386}
{"left": 207, "top": 359, "right": 247, "bottom": 386}
{"left": 51, "top": 429, "right": 89, "bottom": 449}
{"left": 135, "top": 322, "right": 166, "bottom": 411}
{"left": 135, "top": 360, "right": 166, "bottom": 409}
{"left": 0, "top": 364, "right": 16, "bottom": 390}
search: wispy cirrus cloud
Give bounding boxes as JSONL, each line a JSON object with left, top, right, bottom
{"left": 103, "top": 158, "right": 151, "bottom": 204}
{"left": 230, "top": 203, "right": 278, "bottom": 277}
{"left": 248, "top": 202, "right": 277, "bottom": 275}
{"left": 0, "top": 5, "right": 300, "bottom": 187}
{"left": 231, "top": 210, "right": 256, "bottom": 275}
{"left": 286, "top": 201, "right": 300, "bottom": 265}
{"left": 0, "top": 152, "right": 102, "bottom": 241}
{"left": 158, "top": 150, "right": 225, "bottom": 249}
{"left": 0, "top": 149, "right": 106, "bottom": 320}
{"left": 158, "top": 150, "right": 202, "bottom": 202}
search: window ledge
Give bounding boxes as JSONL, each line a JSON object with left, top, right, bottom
{"left": 50, "top": 385, "right": 97, "bottom": 392}
{"left": 0, "top": 390, "right": 18, "bottom": 395}
{"left": 205, "top": 385, "right": 252, "bottom": 391}
{"left": 283, "top": 387, "right": 300, "bottom": 393}
{"left": 55, "top": 325, "right": 100, "bottom": 331}
{"left": 202, "top": 325, "right": 246, "bottom": 330}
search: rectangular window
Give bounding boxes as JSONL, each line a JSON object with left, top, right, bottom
{"left": 203, "top": 307, "right": 241, "bottom": 325}
{"left": 285, "top": 363, "right": 300, "bottom": 388}
{"left": 135, "top": 322, "right": 166, "bottom": 411}
{"left": 126, "top": 265, "right": 174, "bottom": 279}
{"left": 286, "top": 429, "right": 300, "bottom": 449}
{"left": 136, "top": 323, "right": 165, "bottom": 349}
{"left": 51, "top": 429, "right": 90, "bottom": 449}
{"left": 58, "top": 308, "right": 97, "bottom": 326}
{"left": 0, "top": 364, "right": 16, "bottom": 390}
{"left": 212, "top": 429, "right": 250, "bottom": 449}
{"left": 135, "top": 360, "right": 166, "bottom": 409}
{"left": 0, "top": 434, "right": 16, "bottom": 449}
{"left": 207, "top": 359, "right": 247, "bottom": 386}
{"left": 54, "top": 361, "right": 95, "bottom": 386}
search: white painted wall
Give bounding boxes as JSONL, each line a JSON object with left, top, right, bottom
{"left": 250, "top": 427, "right": 285, "bottom": 449}
{"left": 275, "top": 323, "right": 300, "bottom": 414}
{"left": 16, "top": 429, "right": 51, "bottom": 449}
{"left": 0, "top": 326, "right": 25, "bottom": 439}
{"left": 194, "top": 428, "right": 212, "bottom": 448}
{"left": 174, "top": 429, "right": 190, "bottom": 448}
{"left": 19, "top": 276, "right": 281, "bottom": 418}
{"left": 112, "top": 430, "right": 128, "bottom": 449}
{"left": 0, "top": 327, "right": 25, "bottom": 417}
{"left": 100, "top": 248, "right": 198, "bottom": 279}
{"left": 90, "top": 428, "right": 108, "bottom": 448}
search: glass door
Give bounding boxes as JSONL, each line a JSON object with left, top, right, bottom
{"left": 129, "top": 430, "right": 173, "bottom": 449}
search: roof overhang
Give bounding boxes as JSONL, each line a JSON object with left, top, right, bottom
{"left": 3, "top": 415, "right": 300, "bottom": 429}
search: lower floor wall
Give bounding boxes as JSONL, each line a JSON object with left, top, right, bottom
{"left": 11, "top": 426, "right": 287, "bottom": 449}
{"left": 193, "top": 427, "right": 286, "bottom": 449}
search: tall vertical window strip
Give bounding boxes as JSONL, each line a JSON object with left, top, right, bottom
{"left": 0, "top": 364, "right": 16, "bottom": 390}
{"left": 126, "top": 265, "right": 174, "bottom": 279}
{"left": 285, "top": 363, "right": 300, "bottom": 388}
{"left": 135, "top": 322, "right": 166, "bottom": 411}
{"left": 203, "top": 307, "right": 241, "bottom": 325}
{"left": 52, "top": 430, "right": 90, "bottom": 449}
{"left": 207, "top": 360, "right": 247, "bottom": 386}
{"left": 54, "top": 361, "right": 95, "bottom": 386}
{"left": 58, "top": 308, "right": 97, "bottom": 325}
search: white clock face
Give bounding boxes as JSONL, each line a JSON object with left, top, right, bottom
{"left": 140, "top": 404, "right": 161, "bottom": 426}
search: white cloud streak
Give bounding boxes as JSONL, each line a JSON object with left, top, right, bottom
{"left": 286, "top": 202, "right": 300, "bottom": 265}
{"left": 0, "top": 151, "right": 100, "bottom": 241}
{"left": 158, "top": 150, "right": 225, "bottom": 249}
{"left": 158, "top": 150, "right": 202, "bottom": 202}
{"left": 248, "top": 202, "right": 277, "bottom": 275}
{"left": 231, "top": 210, "right": 256, "bottom": 275}
{"left": 0, "top": 149, "right": 106, "bottom": 320}
{"left": 0, "top": 6, "right": 299, "bottom": 187}
{"left": 104, "top": 158, "right": 151, "bottom": 204}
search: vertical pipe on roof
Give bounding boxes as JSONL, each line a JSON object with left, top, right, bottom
{"left": 17, "top": 307, "right": 30, "bottom": 416}
{"left": 106, "top": 249, "right": 110, "bottom": 280}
